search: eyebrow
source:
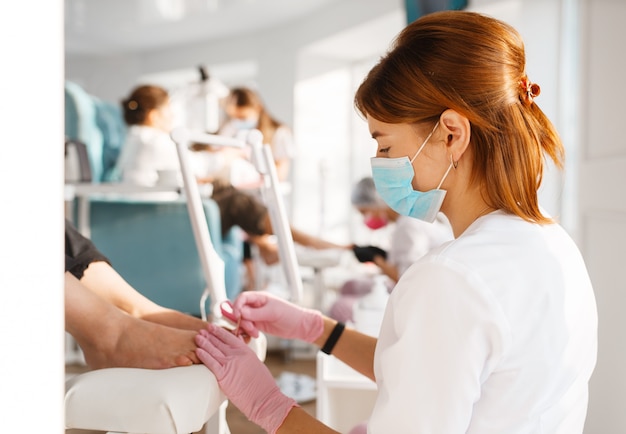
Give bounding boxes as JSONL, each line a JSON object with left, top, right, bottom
{"left": 371, "top": 130, "right": 387, "bottom": 139}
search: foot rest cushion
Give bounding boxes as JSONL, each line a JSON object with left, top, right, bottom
{"left": 65, "top": 365, "right": 223, "bottom": 434}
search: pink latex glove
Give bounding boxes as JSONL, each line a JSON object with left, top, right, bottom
{"left": 195, "top": 324, "right": 297, "bottom": 434}
{"left": 232, "top": 291, "right": 324, "bottom": 343}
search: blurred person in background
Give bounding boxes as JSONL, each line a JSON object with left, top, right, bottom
{"left": 329, "top": 176, "right": 453, "bottom": 323}
{"left": 217, "top": 86, "right": 295, "bottom": 184}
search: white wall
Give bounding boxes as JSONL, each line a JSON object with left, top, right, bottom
{"left": 576, "top": 0, "right": 626, "bottom": 431}
{"left": 292, "top": 10, "right": 406, "bottom": 241}
{"left": 0, "top": 0, "right": 65, "bottom": 432}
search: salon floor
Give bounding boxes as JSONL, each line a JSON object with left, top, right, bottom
{"left": 65, "top": 348, "right": 317, "bottom": 434}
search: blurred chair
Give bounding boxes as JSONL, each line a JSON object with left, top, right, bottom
{"left": 86, "top": 196, "right": 243, "bottom": 314}
{"left": 64, "top": 81, "right": 244, "bottom": 311}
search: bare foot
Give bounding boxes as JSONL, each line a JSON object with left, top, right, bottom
{"left": 141, "top": 309, "right": 207, "bottom": 331}
{"left": 78, "top": 314, "right": 201, "bottom": 370}
{"left": 256, "top": 237, "right": 280, "bottom": 265}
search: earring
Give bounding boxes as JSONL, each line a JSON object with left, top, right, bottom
{"left": 450, "top": 155, "right": 458, "bottom": 169}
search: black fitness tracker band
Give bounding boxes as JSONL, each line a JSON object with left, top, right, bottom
{"left": 321, "top": 322, "right": 345, "bottom": 355}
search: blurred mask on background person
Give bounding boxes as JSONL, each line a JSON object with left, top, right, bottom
{"left": 231, "top": 118, "right": 258, "bottom": 131}
{"left": 226, "top": 103, "right": 260, "bottom": 131}
{"left": 362, "top": 210, "right": 388, "bottom": 230}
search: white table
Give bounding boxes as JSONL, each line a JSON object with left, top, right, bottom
{"left": 316, "top": 352, "right": 377, "bottom": 432}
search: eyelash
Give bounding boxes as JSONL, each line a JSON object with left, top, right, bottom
{"left": 378, "top": 147, "right": 390, "bottom": 154}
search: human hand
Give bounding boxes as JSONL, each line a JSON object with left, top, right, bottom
{"left": 196, "top": 324, "right": 297, "bottom": 434}
{"left": 352, "top": 245, "right": 388, "bottom": 263}
{"left": 231, "top": 291, "right": 323, "bottom": 343}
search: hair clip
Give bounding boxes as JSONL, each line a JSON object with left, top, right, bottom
{"left": 519, "top": 76, "right": 541, "bottom": 105}
{"left": 127, "top": 100, "right": 138, "bottom": 110}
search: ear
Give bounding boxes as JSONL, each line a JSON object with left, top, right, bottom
{"left": 145, "top": 108, "right": 159, "bottom": 126}
{"left": 438, "top": 109, "right": 471, "bottom": 165}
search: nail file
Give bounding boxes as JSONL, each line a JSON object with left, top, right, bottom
{"left": 235, "top": 316, "right": 242, "bottom": 337}
{"left": 220, "top": 300, "right": 242, "bottom": 335}
{"left": 220, "top": 300, "right": 237, "bottom": 323}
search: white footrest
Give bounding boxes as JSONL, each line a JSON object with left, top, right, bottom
{"left": 65, "top": 365, "right": 224, "bottom": 434}
{"left": 65, "top": 333, "right": 266, "bottom": 434}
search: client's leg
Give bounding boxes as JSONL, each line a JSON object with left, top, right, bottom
{"left": 65, "top": 272, "right": 200, "bottom": 369}
{"left": 79, "top": 261, "right": 207, "bottom": 331}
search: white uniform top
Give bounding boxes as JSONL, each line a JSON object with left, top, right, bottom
{"left": 370, "top": 211, "right": 597, "bottom": 434}
{"left": 213, "top": 122, "right": 295, "bottom": 186}
{"left": 388, "top": 214, "right": 454, "bottom": 276}
{"left": 268, "top": 125, "right": 296, "bottom": 161}
{"left": 115, "top": 125, "right": 180, "bottom": 186}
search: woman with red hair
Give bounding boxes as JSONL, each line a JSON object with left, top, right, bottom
{"left": 194, "top": 11, "right": 597, "bottom": 434}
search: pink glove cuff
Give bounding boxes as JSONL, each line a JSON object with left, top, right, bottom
{"left": 301, "top": 310, "right": 324, "bottom": 343}
{"left": 254, "top": 392, "right": 299, "bottom": 434}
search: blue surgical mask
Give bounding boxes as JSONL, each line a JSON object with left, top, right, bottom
{"left": 231, "top": 118, "right": 258, "bottom": 131}
{"left": 370, "top": 121, "right": 452, "bottom": 223}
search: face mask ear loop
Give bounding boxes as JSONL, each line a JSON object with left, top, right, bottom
{"left": 451, "top": 154, "right": 459, "bottom": 169}
{"left": 436, "top": 160, "right": 454, "bottom": 190}
{"left": 410, "top": 121, "right": 440, "bottom": 163}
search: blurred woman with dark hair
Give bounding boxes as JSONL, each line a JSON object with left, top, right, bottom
{"left": 114, "top": 84, "right": 179, "bottom": 186}
{"left": 219, "top": 86, "right": 295, "bottom": 183}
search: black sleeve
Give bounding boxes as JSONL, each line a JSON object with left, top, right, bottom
{"left": 65, "top": 219, "right": 110, "bottom": 279}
